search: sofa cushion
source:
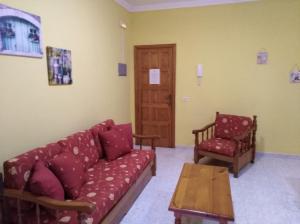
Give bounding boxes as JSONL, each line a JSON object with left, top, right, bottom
{"left": 49, "top": 152, "right": 86, "bottom": 199}
{"left": 103, "top": 119, "right": 115, "bottom": 130}
{"left": 29, "top": 161, "right": 64, "bottom": 200}
{"left": 215, "top": 113, "right": 253, "bottom": 140}
{"left": 90, "top": 123, "right": 107, "bottom": 159}
{"left": 58, "top": 130, "right": 99, "bottom": 170}
{"left": 67, "top": 150, "right": 154, "bottom": 224}
{"left": 100, "top": 129, "right": 131, "bottom": 161}
{"left": 3, "top": 143, "right": 62, "bottom": 190}
{"left": 199, "top": 138, "right": 237, "bottom": 157}
{"left": 90, "top": 119, "right": 115, "bottom": 159}
{"left": 111, "top": 123, "right": 133, "bottom": 149}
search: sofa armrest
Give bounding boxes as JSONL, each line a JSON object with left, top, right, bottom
{"left": 3, "top": 188, "right": 95, "bottom": 213}
{"left": 133, "top": 134, "right": 160, "bottom": 151}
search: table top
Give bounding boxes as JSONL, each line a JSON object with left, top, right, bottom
{"left": 169, "top": 163, "right": 234, "bottom": 221}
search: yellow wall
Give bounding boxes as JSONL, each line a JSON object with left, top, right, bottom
{"left": 0, "top": 0, "right": 131, "bottom": 167}
{"left": 130, "top": 0, "right": 300, "bottom": 154}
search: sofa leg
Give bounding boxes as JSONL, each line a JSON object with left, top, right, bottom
{"left": 194, "top": 148, "right": 199, "bottom": 164}
{"left": 151, "top": 156, "right": 156, "bottom": 176}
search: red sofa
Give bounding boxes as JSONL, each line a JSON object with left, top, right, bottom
{"left": 1, "top": 119, "right": 157, "bottom": 224}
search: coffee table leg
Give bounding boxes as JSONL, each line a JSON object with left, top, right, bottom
{"left": 174, "top": 214, "right": 181, "bottom": 224}
{"left": 219, "top": 219, "right": 228, "bottom": 224}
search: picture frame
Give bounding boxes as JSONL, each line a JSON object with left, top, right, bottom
{"left": 46, "top": 46, "right": 72, "bottom": 85}
{"left": 0, "top": 4, "right": 43, "bottom": 58}
{"left": 290, "top": 69, "right": 300, "bottom": 83}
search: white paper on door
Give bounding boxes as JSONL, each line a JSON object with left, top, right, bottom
{"left": 149, "top": 69, "right": 160, "bottom": 85}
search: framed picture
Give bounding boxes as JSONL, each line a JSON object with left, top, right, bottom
{"left": 290, "top": 69, "right": 300, "bottom": 83}
{"left": 46, "top": 47, "right": 72, "bottom": 85}
{"left": 0, "top": 4, "right": 43, "bottom": 57}
{"left": 257, "top": 51, "right": 268, "bottom": 64}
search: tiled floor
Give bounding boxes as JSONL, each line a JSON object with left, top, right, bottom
{"left": 121, "top": 147, "right": 300, "bottom": 224}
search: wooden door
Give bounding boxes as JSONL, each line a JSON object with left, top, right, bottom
{"left": 134, "top": 44, "right": 176, "bottom": 148}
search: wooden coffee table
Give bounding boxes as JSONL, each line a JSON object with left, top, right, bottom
{"left": 168, "top": 163, "right": 234, "bottom": 224}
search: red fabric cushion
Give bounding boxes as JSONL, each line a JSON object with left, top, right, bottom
{"left": 90, "top": 123, "right": 107, "bottom": 159}
{"left": 49, "top": 152, "right": 86, "bottom": 199}
{"left": 215, "top": 114, "right": 253, "bottom": 139}
{"left": 58, "top": 130, "right": 99, "bottom": 170}
{"left": 29, "top": 161, "right": 64, "bottom": 200}
{"left": 111, "top": 123, "right": 133, "bottom": 148}
{"left": 3, "top": 143, "right": 62, "bottom": 190}
{"left": 199, "top": 138, "right": 237, "bottom": 157}
{"left": 90, "top": 119, "right": 115, "bottom": 159}
{"left": 100, "top": 130, "right": 131, "bottom": 161}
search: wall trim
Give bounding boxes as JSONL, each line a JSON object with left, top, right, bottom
{"left": 115, "top": 0, "right": 132, "bottom": 11}
{"left": 115, "top": 0, "right": 257, "bottom": 12}
{"left": 175, "top": 145, "right": 300, "bottom": 159}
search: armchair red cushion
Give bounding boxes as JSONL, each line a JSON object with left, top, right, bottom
{"left": 215, "top": 114, "right": 252, "bottom": 139}
{"left": 199, "top": 138, "right": 237, "bottom": 157}
{"left": 100, "top": 129, "right": 131, "bottom": 161}
{"left": 29, "top": 161, "right": 64, "bottom": 200}
{"left": 49, "top": 152, "right": 86, "bottom": 199}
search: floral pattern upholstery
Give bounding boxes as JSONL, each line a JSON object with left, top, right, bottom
{"left": 215, "top": 114, "right": 253, "bottom": 140}
{"left": 199, "top": 138, "right": 237, "bottom": 157}
{"left": 111, "top": 123, "right": 133, "bottom": 149}
{"left": 198, "top": 114, "right": 254, "bottom": 157}
{"left": 49, "top": 152, "right": 86, "bottom": 199}
{"left": 6, "top": 150, "right": 154, "bottom": 224}
{"left": 90, "top": 119, "right": 115, "bottom": 159}
{"left": 4, "top": 143, "right": 62, "bottom": 190}
{"left": 100, "top": 129, "right": 132, "bottom": 161}
{"left": 3, "top": 143, "right": 63, "bottom": 212}
{"left": 58, "top": 130, "right": 99, "bottom": 170}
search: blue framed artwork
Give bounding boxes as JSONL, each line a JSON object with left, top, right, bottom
{"left": 0, "top": 4, "right": 43, "bottom": 58}
{"left": 47, "top": 46, "right": 72, "bottom": 85}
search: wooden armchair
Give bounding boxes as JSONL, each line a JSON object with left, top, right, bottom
{"left": 192, "top": 112, "right": 257, "bottom": 178}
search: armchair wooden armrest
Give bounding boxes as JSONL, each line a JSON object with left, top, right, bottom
{"left": 192, "top": 122, "right": 215, "bottom": 134}
{"left": 192, "top": 122, "right": 215, "bottom": 146}
{"left": 3, "top": 188, "right": 95, "bottom": 213}
{"left": 133, "top": 134, "right": 160, "bottom": 151}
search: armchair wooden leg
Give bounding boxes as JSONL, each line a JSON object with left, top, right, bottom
{"left": 251, "top": 149, "right": 256, "bottom": 163}
{"left": 233, "top": 156, "right": 239, "bottom": 178}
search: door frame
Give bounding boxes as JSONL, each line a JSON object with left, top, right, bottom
{"left": 134, "top": 44, "right": 176, "bottom": 148}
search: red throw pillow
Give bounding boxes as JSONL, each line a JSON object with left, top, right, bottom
{"left": 90, "top": 123, "right": 107, "bottom": 159}
{"left": 29, "top": 161, "right": 64, "bottom": 200}
{"left": 111, "top": 123, "right": 133, "bottom": 149}
{"left": 100, "top": 129, "right": 132, "bottom": 161}
{"left": 49, "top": 152, "right": 86, "bottom": 199}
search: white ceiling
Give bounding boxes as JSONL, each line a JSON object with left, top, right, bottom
{"left": 115, "top": 0, "right": 257, "bottom": 12}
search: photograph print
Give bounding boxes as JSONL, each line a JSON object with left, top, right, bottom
{"left": 0, "top": 3, "right": 43, "bottom": 57}
{"left": 47, "top": 46, "right": 72, "bottom": 85}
